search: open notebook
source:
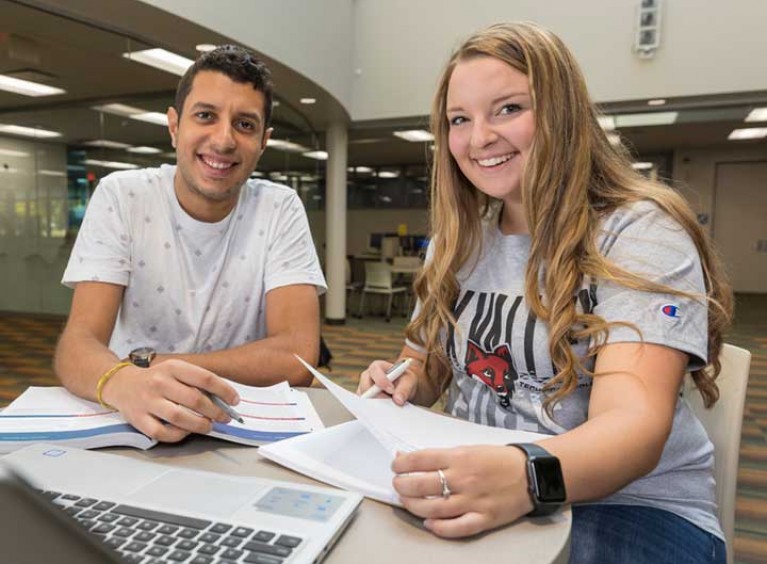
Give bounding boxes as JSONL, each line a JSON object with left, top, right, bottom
{"left": 259, "top": 358, "right": 549, "bottom": 505}
{"left": 0, "top": 381, "right": 322, "bottom": 453}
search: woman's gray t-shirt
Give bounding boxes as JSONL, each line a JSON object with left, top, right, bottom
{"left": 412, "top": 200, "right": 721, "bottom": 540}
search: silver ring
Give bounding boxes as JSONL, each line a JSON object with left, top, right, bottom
{"left": 437, "top": 468, "right": 451, "bottom": 499}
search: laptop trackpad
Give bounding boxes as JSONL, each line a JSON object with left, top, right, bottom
{"left": 126, "top": 470, "right": 265, "bottom": 517}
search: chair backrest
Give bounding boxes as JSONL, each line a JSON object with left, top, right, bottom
{"left": 364, "top": 261, "right": 393, "bottom": 290}
{"left": 683, "top": 343, "right": 751, "bottom": 564}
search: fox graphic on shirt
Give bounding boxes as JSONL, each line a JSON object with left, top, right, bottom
{"left": 464, "top": 340, "right": 518, "bottom": 407}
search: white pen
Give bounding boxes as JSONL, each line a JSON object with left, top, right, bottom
{"left": 361, "top": 357, "right": 413, "bottom": 399}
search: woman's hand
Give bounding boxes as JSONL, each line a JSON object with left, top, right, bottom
{"left": 392, "top": 445, "right": 534, "bottom": 538}
{"left": 357, "top": 359, "right": 421, "bottom": 405}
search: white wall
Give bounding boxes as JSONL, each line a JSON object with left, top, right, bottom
{"left": 352, "top": 0, "right": 767, "bottom": 120}
{"left": 139, "top": 0, "right": 355, "bottom": 111}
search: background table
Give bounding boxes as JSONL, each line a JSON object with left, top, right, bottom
{"left": 106, "top": 389, "right": 571, "bottom": 564}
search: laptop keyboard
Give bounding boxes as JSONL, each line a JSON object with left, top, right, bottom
{"left": 42, "top": 490, "right": 305, "bottom": 564}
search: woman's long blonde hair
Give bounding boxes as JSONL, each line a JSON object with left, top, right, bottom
{"left": 406, "top": 22, "right": 732, "bottom": 410}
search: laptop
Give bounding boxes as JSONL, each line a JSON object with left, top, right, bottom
{"left": 1, "top": 444, "right": 363, "bottom": 564}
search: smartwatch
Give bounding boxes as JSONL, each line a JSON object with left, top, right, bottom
{"left": 509, "top": 443, "right": 567, "bottom": 516}
{"left": 128, "top": 347, "right": 156, "bottom": 368}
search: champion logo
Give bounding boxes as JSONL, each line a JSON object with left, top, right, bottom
{"left": 661, "top": 304, "right": 681, "bottom": 319}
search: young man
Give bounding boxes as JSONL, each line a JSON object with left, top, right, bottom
{"left": 55, "top": 46, "right": 325, "bottom": 443}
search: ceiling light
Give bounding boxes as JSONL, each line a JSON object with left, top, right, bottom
{"left": 92, "top": 103, "right": 145, "bottom": 116}
{"left": 195, "top": 44, "right": 217, "bottom": 53}
{"left": 126, "top": 146, "right": 162, "bottom": 154}
{"left": 615, "top": 111, "right": 678, "bottom": 127}
{"left": 250, "top": 171, "right": 264, "bottom": 178}
{"left": 631, "top": 162, "right": 654, "bottom": 170}
{"left": 38, "top": 169, "right": 66, "bottom": 177}
{"left": 378, "top": 171, "right": 400, "bottom": 178}
{"left": 130, "top": 112, "right": 169, "bottom": 126}
{"left": 0, "top": 124, "right": 61, "bottom": 138}
{"left": 267, "top": 139, "right": 309, "bottom": 153}
{"left": 597, "top": 116, "right": 616, "bottom": 130}
{"left": 606, "top": 132, "right": 622, "bottom": 146}
{"left": 393, "top": 130, "right": 434, "bottom": 142}
{"left": 122, "top": 48, "right": 194, "bottom": 77}
{"left": 0, "top": 74, "right": 66, "bottom": 97}
{"left": 299, "top": 98, "right": 316, "bottom": 105}
{"left": 347, "top": 166, "right": 373, "bottom": 174}
{"left": 302, "top": 150, "right": 328, "bottom": 161}
{"left": 0, "top": 148, "right": 31, "bottom": 158}
{"left": 82, "top": 139, "right": 132, "bottom": 149}
{"left": 272, "top": 101, "right": 281, "bottom": 108}
{"left": 83, "top": 159, "right": 140, "bottom": 170}
{"left": 745, "top": 108, "right": 767, "bottom": 122}
{"left": 647, "top": 99, "right": 667, "bottom": 106}
{"left": 728, "top": 128, "right": 767, "bottom": 140}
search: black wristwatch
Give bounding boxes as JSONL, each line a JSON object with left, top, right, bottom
{"left": 509, "top": 443, "right": 567, "bottom": 516}
{"left": 129, "top": 347, "right": 156, "bottom": 368}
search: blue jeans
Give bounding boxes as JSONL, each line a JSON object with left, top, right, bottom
{"left": 569, "top": 504, "right": 726, "bottom": 564}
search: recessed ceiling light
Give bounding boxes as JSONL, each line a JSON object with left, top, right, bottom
{"left": 615, "top": 111, "right": 678, "bottom": 127}
{"left": 393, "top": 130, "right": 434, "bottom": 142}
{"left": 267, "top": 139, "right": 309, "bottom": 153}
{"left": 0, "top": 74, "right": 65, "bottom": 97}
{"left": 728, "top": 127, "right": 767, "bottom": 140}
{"left": 378, "top": 171, "right": 400, "bottom": 178}
{"left": 83, "top": 159, "right": 140, "bottom": 170}
{"left": 0, "top": 148, "right": 31, "bottom": 158}
{"left": 130, "top": 112, "right": 169, "bottom": 126}
{"left": 745, "top": 108, "right": 767, "bottom": 122}
{"left": 126, "top": 146, "right": 162, "bottom": 154}
{"left": 82, "top": 139, "right": 132, "bottom": 149}
{"left": 195, "top": 43, "right": 217, "bottom": 53}
{"left": 122, "top": 48, "right": 194, "bottom": 77}
{"left": 0, "top": 124, "right": 61, "bottom": 138}
{"left": 299, "top": 98, "right": 316, "bottom": 105}
{"left": 349, "top": 166, "right": 373, "bottom": 174}
{"left": 597, "top": 116, "right": 616, "bottom": 130}
{"left": 647, "top": 99, "right": 667, "bottom": 106}
{"left": 631, "top": 162, "right": 654, "bottom": 170}
{"left": 302, "top": 150, "right": 328, "bottom": 160}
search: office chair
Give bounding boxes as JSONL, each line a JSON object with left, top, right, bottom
{"left": 357, "top": 261, "right": 406, "bottom": 322}
{"left": 684, "top": 343, "right": 752, "bottom": 564}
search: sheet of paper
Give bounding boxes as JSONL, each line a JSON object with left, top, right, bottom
{"left": 260, "top": 358, "right": 551, "bottom": 504}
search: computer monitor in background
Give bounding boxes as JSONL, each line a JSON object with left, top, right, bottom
{"left": 368, "top": 233, "right": 383, "bottom": 251}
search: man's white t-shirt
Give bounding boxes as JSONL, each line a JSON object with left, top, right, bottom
{"left": 63, "top": 165, "right": 326, "bottom": 358}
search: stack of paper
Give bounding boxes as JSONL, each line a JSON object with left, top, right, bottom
{"left": 0, "top": 381, "right": 322, "bottom": 453}
{"left": 259, "top": 359, "right": 548, "bottom": 505}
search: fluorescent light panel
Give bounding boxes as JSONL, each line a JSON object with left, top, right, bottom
{"left": 728, "top": 128, "right": 767, "bottom": 140}
{"left": 632, "top": 162, "right": 655, "bottom": 170}
{"left": 0, "top": 74, "right": 65, "bottom": 97}
{"left": 92, "top": 103, "right": 145, "bottom": 116}
{"left": 302, "top": 150, "right": 328, "bottom": 161}
{"left": 615, "top": 111, "right": 678, "bottom": 127}
{"left": 597, "top": 116, "right": 616, "bottom": 130}
{"left": 122, "top": 48, "right": 194, "bottom": 77}
{"left": 0, "top": 148, "right": 31, "bottom": 158}
{"left": 267, "top": 139, "right": 309, "bottom": 153}
{"left": 745, "top": 108, "right": 767, "bottom": 122}
{"left": 393, "top": 130, "right": 434, "bottom": 142}
{"left": 130, "top": 112, "right": 169, "bottom": 126}
{"left": 83, "top": 139, "right": 132, "bottom": 149}
{"left": 83, "top": 159, "right": 140, "bottom": 170}
{"left": 126, "top": 146, "right": 162, "bottom": 154}
{"left": 0, "top": 124, "right": 61, "bottom": 138}
{"left": 299, "top": 97, "right": 316, "bottom": 105}
{"left": 647, "top": 99, "right": 667, "bottom": 106}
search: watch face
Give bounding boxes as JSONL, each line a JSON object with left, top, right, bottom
{"left": 529, "top": 457, "right": 566, "bottom": 503}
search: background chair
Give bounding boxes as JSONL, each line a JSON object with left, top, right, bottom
{"left": 357, "top": 261, "right": 406, "bottom": 322}
{"left": 684, "top": 343, "right": 752, "bottom": 564}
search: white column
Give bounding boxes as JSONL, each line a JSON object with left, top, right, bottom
{"left": 324, "top": 121, "right": 348, "bottom": 324}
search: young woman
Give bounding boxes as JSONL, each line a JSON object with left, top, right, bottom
{"left": 359, "top": 22, "right": 732, "bottom": 564}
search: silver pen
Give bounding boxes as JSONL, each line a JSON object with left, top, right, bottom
{"left": 203, "top": 390, "right": 244, "bottom": 424}
{"left": 361, "top": 358, "right": 413, "bottom": 399}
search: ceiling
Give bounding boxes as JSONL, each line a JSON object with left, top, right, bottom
{"left": 1, "top": 0, "right": 766, "bottom": 178}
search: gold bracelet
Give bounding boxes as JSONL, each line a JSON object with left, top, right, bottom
{"left": 96, "top": 361, "right": 133, "bottom": 409}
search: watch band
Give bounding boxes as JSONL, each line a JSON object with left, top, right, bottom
{"left": 511, "top": 443, "right": 551, "bottom": 459}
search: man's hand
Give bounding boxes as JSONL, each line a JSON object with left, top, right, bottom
{"left": 101, "top": 359, "right": 241, "bottom": 443}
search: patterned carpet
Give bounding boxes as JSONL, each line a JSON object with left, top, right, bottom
{"left": 0, "top": 296, "right": 765, "bottom": 563}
